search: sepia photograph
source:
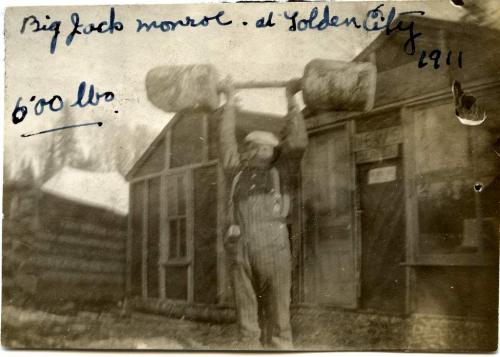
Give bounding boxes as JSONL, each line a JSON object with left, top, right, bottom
{"left": 2, "top": 0, "right": 499, "bottom": 352}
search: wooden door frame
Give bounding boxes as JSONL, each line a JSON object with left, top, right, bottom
{"left": 159, "top": 161, "right": 219, "bottom": 304}
{"left": 161, "top": 169, "right": 193, "bottom": 303}
{"left": 298, "top": 120, "right": 359, "bottom": 307}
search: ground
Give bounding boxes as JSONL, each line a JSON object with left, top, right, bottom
{"left": 2, "top": 304, "right": 241, "bottom": 350}
{"left": 1, "top": 301, "right": 496, "bottom": 351}
{"left": 1, "top": 302, "right": 403, "bottom": 351}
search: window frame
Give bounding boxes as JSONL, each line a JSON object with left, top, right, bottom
{"left": 403, "top": 103, "right": 498, "bottom": 267}
{"left": 163, "top": 170, "right": 191, "bottom": 266}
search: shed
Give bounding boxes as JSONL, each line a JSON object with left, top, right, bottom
{"left": 125, "top": 109, "right": 292, "bottom": 305}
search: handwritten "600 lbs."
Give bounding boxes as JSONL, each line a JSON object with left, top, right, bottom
{"left": 11, "top": 81, "right": 114, "bottom": 124}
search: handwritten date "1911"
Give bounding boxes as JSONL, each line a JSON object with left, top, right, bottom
{"left": 12, "top": 81, "right": 115, "bottom": 124}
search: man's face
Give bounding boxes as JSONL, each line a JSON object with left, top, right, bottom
{"left": 244, "top": 142, "right": 275, "bottom": 166}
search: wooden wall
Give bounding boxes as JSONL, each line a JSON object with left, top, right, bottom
{"left": 3, "top": 188, "right": 127, "bottom": 304}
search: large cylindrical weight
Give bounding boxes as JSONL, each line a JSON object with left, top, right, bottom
{"left": 145, "top": 65, "right": 220, "bottom": 113}
{"left": 302, "top": 59, "right": 377, "bottom": 112}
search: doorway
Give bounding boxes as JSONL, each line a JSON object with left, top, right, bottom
{"left": 301, "top": 124, "right": 358, "bottom": 307}
{"left": 357, "top": 154, "right": 406, "bottom": 313}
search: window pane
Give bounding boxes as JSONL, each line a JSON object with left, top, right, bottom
{"left": 169, "top": 220, "right": 178, "bottom": 259}
{"left": 177, "top": 175, "right": 186, "bottom": 215}
{"left": 167, "top": 178, "right": 177, "bottom": 217}
{"left": 414, "top": 104, "right": 469, "bottom": 175}
{"left": 417, "top": 179, "right": 476, "bottom": 254}
{"left": 413, "top": 103, "right": 498, "bottom": 256}
{"left": 179, "top": 218, "right": 187, "bottom": 257}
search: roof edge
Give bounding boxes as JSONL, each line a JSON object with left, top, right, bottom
{"left": 125, "top": 108, "right": 286, "bottom": 180}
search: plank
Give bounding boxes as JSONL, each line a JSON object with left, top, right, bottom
{"left": 37, "top": 232, "right": 125, "bottom": 251}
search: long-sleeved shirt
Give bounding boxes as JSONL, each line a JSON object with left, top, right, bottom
{"left": 220, "top": 99, "right": 308, "bottom": 226}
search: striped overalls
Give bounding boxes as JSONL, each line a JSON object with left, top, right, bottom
{"left": 219, "top": 99, "right": 307, "bottom": 349}
{"left": 227, "top": 166, "right": 293, "bottom": 349}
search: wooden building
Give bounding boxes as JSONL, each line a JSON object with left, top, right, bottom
{"left": 3, "top": 168, "right": 128, "bottom": 303}
{"left": 300, "top": 16, "right": 500, "bottom": 317}
{"left": 126, "top": 110, "right": 291, "bottom": 305}
{"left": 126, "top": 16, "right": 499, "bottom": 319}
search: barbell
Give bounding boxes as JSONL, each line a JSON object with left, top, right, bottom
{"left": 145, "top": 59, "right": 377, "bottom": 113}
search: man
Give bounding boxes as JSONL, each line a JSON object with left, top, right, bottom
{"left": 219, "top": 78, "right": 308, "bottom": 349}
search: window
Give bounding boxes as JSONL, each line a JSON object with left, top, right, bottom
{"left": 412, "top": 103, "right": 499, "bottom": 263}
{"left": 165, "top": 173, "right": 189, "bottom": 261}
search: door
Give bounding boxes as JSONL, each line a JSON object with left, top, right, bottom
{"left": 192, "top": 164, "right": 218, "bottom": 304}
{"left": 358, "top": 157, "right": 406, "bottom": 313}
{"left": 301, "top": 124, "right": 357, "bottom": 307}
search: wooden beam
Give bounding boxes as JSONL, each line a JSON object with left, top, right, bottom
{"left": 37, "top": 232, "right": 124, "bottom": 251}
{"left": 187, "top": 170, "right": 194, "bottom": 304}
{"left": 159, "top": 174, "right": 167, "bottom": 299}
{"left": 349, "top": 120, "right": 362, "bottom": 306}
{"left": 130, "top": 160, "right": 219, "bottom": 183}
{"left": 216, "top": 163, "right": 228, "bottom": 304}
{"left": 201, "top": 113, "right": 209, "bottom": 163}
{"left": 354, "top": 126, "right": 402, "bottom": 152}
{"left": 27, "top": 240, "right": 125, "bottom": 262}
{"left": 22, "top": 254, "right": 125, "bottom": 274}
{"left": 166, "top": 128, "right": 172, "bottom": 170}
{"left": 296, "top": 156, "right": 305, "bottom": 304}
{"left": 40, "top": 270, "right": 125, "bottom": 285}
{"left": 401, "top": 106, "right": 418, "bottom": 315}
{"left": 355, "top": 144, "right": 399, "bottom": 164}
{"left": 161, "top": 126, "right": 172, "bottom": 300}
{"left": 142, "top": 179, "right": 149, "bottom": 299}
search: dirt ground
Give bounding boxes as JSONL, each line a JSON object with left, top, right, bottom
{"left": 0, "top": 302, "right": 408, "bottom": 351}
{"left": 1, "top": 304, "right": 244, "bottom": 350}
{"left": 2, "top": 302, "right": 495, "bottom": 351}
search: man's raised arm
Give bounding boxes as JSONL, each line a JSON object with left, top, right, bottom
{"left": 281, "top": 79, "right": 308, "bottom": 160}
{"left": 219, "top": 78, "right": 241, "bottom": 176}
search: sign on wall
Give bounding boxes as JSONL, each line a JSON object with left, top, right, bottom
{"left": 368, "top": 166, "right": 397, "bottom": 184}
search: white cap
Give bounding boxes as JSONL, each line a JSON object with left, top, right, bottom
{"left": 244, "top": 131, "right": 279, "bottom": 147}
{"left": 456, "top": 112, "right": 487, "bottom": 126}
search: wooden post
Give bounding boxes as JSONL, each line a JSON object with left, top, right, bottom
{"left": 126, "top": 184, "right": 133, "bottom": 298}
{"left": 187, "top": 170, "right": 194, "bottom": 304}
{"left": 166, "top": 128, "right": 172, "bottom": 170}
{"left": 216, "top": 162, "right": 228, "bottom": 304}
{"left": 201, "top": 113, "right": 209, "bottom": 163}
{"left": 401, "top": 106, "right": 418, "bottom": 315}
{"left": 349, "top": 119, "right": 362, "bottom": 305}
{"left": 159, "top": 174, "right": 167, "bottom": 299}
{"left": 142, "top": 179, "right": 149, "bottom": 299}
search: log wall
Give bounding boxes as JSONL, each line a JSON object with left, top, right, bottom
{"left": 3, "top": 188, "right": 127, "bottom": 304}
